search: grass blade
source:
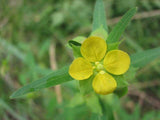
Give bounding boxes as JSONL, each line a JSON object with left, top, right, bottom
{"left": 0, "top": 37, "right": 25, "bottom": 61}
{"left": 0, "top": 99, "right": 26, "bottom": 120}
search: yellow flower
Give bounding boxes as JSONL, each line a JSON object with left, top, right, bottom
{"left": 69, "top": 36, "right": 130, "bottom": 95}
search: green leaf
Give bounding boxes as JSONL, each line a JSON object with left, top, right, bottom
{"left": 113, "top": 75, "right": 129, "bottom": 97}
{"left": 100, "top": 100, "right": 114, "bottom": 120}
{"left": 107, "top": 7, "right": 137, "bottom": 43}
{"left": 114, "top": 75, "right": 129, "bottom": 90}
{"left": 68, "top": 40, "right": 81, "bottom": 47}
{"left": 107, "top": 42, "right": 120, "bottom": 51}
{"left": 92, "top": 0, "right": 108, "bottom": 32}
{"left": 66, "top": 36, "right": 86, "bottom": 49}
{"left": 72, "top": 45, "right": 82, "bottom": 58}
{"left": 79, "top": 75, "right": 94, "bottom": 95}
{"left": 90, "top": 103, "right": 114, "bottom": 120}
{"left": 68, "top": 40, "right": 82, "bottom": 58}
{"left": 124, "top": 66, "right": 138, "bottom": 81}
{"left": 132, "top": 105, "right": 141, "bottom": 120}
{"left": 131, "top": 47, "right": 160, "bottom": 67}
{"left": 67, "top": 36, "right": 86, "bottom": 58}
{"left": 114, "top": 87, "right": 128, "bottom": 98}
{"left": 113, "top": 66, "right": 138, "bottom": 97}
{"left": 68, "top": 93, "right": 84, "bottom": 108}
{"left": 10, "top": 66, "right": 73, "bottom": 99}
{"left": 72, "top": 36, "right": 86, "bottom": 43}
{"left": 113, "top": 66, "right": 137, "bottom": 97}
{"left": 90, "top": 26, "right": 108, "bottom": 40}
{"left": 85, "top": 93, "right": 103, "bottom": 115}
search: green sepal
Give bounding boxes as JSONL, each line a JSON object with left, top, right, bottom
{"left": 68, "top": 40, "right": 81, "bottom": 58}
{"left": 68, "top": 40, "right": 81, "bottom": 47}
{"left": 79, "top": 75, "right": 95, "bottom": 95}
{"left": 90, "top": 26, "right": 108, "bottom": 40}
{"left": 67, "top": 36, "right": 86, "bottom": 49}
{"left": 113, "top": 75, "right": 129, "bottom": 98}
{"left": 69, "top": 43, "right": 82, "bottom": 58}
{"left": 67, "top": 36, "right": 86, "bottom": 58}
{"left": 114, "top": 75, "right": 129, "bottom": 90}
{"left": 113, "top": 66, "right": 138, "bottom": 97}
{"left": 72, "top": 36, "right": 86, "bottom": 43}
{"left": 114, "top": 87, "right": 128, "bottom": 98}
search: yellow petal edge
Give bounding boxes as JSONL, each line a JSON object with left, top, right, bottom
{"left": 81, "top": 36, "right": 107, "bottom": 62}
{"left": 103, "top": 50, "right": 130, "bottom": 75}
{"left": 92, "top": 71, "right": 117, "bottom": 95}
{"left": 69, "top": 57, "right": 93, "bottom": 80}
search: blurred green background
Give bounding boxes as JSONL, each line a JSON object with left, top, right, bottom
{"left": 0, "top": 0, "right": 160, "bottom": 120}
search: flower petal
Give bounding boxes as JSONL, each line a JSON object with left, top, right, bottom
{"left": 81, "top": 36, "right": 107, "bottom": 62}
{"left": 103, "top": 50, "right": 130, "bottom": 75}
{"left": 92, "top": 71, "right": 117, "bottom": 95}
{"left": 69, "top": 57, "right": 93, "bottom": 80}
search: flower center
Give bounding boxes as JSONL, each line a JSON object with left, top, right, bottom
{"left": 94, "top": 62, "right": 105, "bottom": 72}
{"left": 99, "top": 70, "right": 105, "bottom": 74}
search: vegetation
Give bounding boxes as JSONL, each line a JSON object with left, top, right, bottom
{"left": 0, "top": 0, "right": 160, "bottom": 119}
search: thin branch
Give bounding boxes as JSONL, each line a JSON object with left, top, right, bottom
{"left": 49, "top": 42, "right": 62, "bottom": 104}
{"left": 128, "top": 87, "right": 160, "bottom": 109}
{"left": 108, "top": 9, "right": 160, "bottom": 25}
{"left": 132, "top": 80, "right": 160, "bottom": 89}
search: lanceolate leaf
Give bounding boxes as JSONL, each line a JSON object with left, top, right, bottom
{"left": 107, "top": 7, "right": 137, "bottom": 43}
{"left": 10, "top": 66, "right": 73, "bottom": 99}
{"left": 131, "top": 47, "right": 160, "bottom": 68}
{"left": 92, "top": 0, "right": 108, "bottom": 32}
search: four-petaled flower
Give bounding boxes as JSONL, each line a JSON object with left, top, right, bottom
{"left": 69, "top": 36, "right": 130, "bottom": 95}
